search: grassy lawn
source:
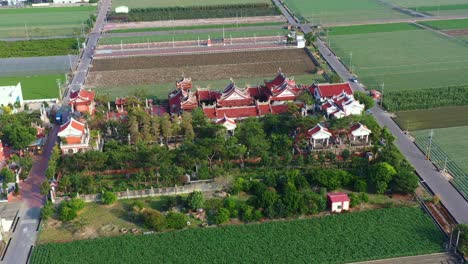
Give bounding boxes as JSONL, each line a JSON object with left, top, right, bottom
{"left": 329, "top": 22, "right": 420, "bottom": 36}
{"left": 31, "top": 207, "right": 444, "bottom": 264}
{"left": 328, "top": 29, "right": 468, "bottom": 92}
{"left": 421, "top": 19, "right": 468, "bottom": 30}
{"left": 100, "top": 28, "right": 288, "bottom": 45}
{"left": 0, "top": 74, "right": 65, "bottom": 100}
{"left": 0, "top": 6, "right": 95, "bottom": 39}
{"left": 413, "top": 126, "right": 468, "bottom": 198}
{"left": 283, "top": 0, "right": 408, "bottom": 24}
{"left": 394, "top": 106, "right": 468, "bottom": 131}
{"left": 107, "top": 22, "right": 285, "bottom": 33}
{"left": 112, "top": 0, "right": 271, "bottom": 8}
{"left": 93, "top": 74, "right": 326, "bottom": 99}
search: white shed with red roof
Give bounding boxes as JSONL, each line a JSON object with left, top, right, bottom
{"left": 327, "top": 192, "right": 350, "bottom": 213}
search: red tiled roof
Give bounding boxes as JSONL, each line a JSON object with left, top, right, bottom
{"left": 327, "top": 193, "right": 350, "bottom": 203}
{"left": 306, "top": 124, "right": 330, "bottom": 137}
{"left": 217, "top": 106, "right": 258, "bottom": 119}
{"left": 270, "top": 104, "right": 289, "bottom": 114}
{"left": 265, "top": 72, "right": 286, "bottom": 89}
{"left": 70, "top": 88, "right": 95, "bottom": 102}
{"left": 216, "top": 115, "right": 236, "bottom": 125}
{"left": 115, "top": 98, "right": 127, "bottom": 105}
{"left": 202, "top": 107, "right": 216, "bottom": 119}
{"left": 316, "top": 83, "right": 353, "bottom": 98}
{"left": 197, "top": 90, "right": 220, "bottom": 101}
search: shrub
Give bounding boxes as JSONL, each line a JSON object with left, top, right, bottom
{"left": 59, "top": 205, "right": 77, "bottom": 222}
{"left": 188, "top": 191, "right": 204, "bottom": 210}
{"left": 349, "top": 193, "right": 361, "bottom": 208}
{"left": 354, "top": 179, "right": 368, "bottom": 193}
{"left": 166, "top": 212, "right": 187, "bottom": 230}
{"left": 41, "top": 201, "right": 55, "bottom": 220}
{"left": 215, "top": 208, "right": 231, "bottom": 225}
{"left": 142, "top": 209, "right": 166, "bottom": 231}
{"left": 101, "top": 191, "right": 117, "bottom": 205}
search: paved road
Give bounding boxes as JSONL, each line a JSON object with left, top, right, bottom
{"left": 68, "top": 0, "right": 111, "bottom": 93}
{"left": 0, "top": 1, "right": 111, "bottom": 264}
{"left": 274, "top": 0, "right": 468, "bottom": 224}
{"left": 351, "top": 252, "right": 459, "bottom": 264}
{"left": 0, "top": 127, "right": 57, "bottom": 264}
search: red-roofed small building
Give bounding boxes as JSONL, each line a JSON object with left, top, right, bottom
{"left": 306, "top": 124, "right": 332, "bottom": 149}
{"left": 349, "top": 123, "right": 372, "bottom": 145}
{"left": 313, "top": 82, "right": 353, "bottom": 101}
{"left": 57, "top": 117, "right": 90, "bottom": 154}
{"left": 176, "top": 77, "right": 193, "bottom": 91}
{"left": 327, "top": 193, "right": 350, "bottom": 213}
{"left": 69, "top": 88, "right": 96, "bottom": 115}
{"left": 216, "top": 114, "right": 237, "bottom": 133}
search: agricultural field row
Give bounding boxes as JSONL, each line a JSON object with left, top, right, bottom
{"left": 0, "top": 38, "right": 81, "bottom": 58}
{"left": 88, "top": 49, "right": 315, "bottom": 88}
{"left": 0, "top": 74, "right": 66, "bottom": 100}
{"left": 106, "top": 21, "right": 285, "bottom": 34}
{"left": 387, "top": 0, "right": 468, "bottom": 8}
{"left": 412, "top": 3, "right": 468, "bottom": 11}
{"left": 329, "top": 23, "right": 420, "bottom": 36}
{"left": 413, "top": 128, "right": 468, "bottom": 199}
{"left": 421, "top": 19, "right": 468, "bottom": 30}
{"left": 0, "top": 55, "right": 77, "bottom": 77}
{"left": 111, "top": 0, "right": 271, "bottom": 8}
{"left": 100, "top": 28, "right": 288, "bottom": 45}
{"left": 283, "top": 0, "right": 409, "bottom": 24}
{"left": 0, "top": 6, "right": 95, "bottom": 39}
{"left": 394, "top": 106, "right": 468, "bottom": 131}
{"left": 94, "top": 73, "right": 326, "bottom": 99}
{"left": 327, "top": 27, "right": 468, "bottom": 100}
{"left": 31, "top": 207, "right": 445, "bottom": 264}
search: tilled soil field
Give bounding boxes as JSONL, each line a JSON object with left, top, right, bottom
{"left": 88, "top": 49, "right": 315, "bottom": 87}
{"left": 443, "top": 28, "right": 468, "bottom": 36}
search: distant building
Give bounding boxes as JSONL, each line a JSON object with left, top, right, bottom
{"left": 0, "top": 83, "right": 23, "bottom": 107}
{"left": 52, "top": 0, "right": 89, "bottom": 4}
{"left": 68, "top": 88, "right": 95, "bottom": 115}
{"left": 327, "top": 193, "right": 350, "bottom": 213}
{"left": 306, "top": 124, "right": 331, "bottom": 149}
{"left": 115, "top": 5, "right": 129, "bottom": 13}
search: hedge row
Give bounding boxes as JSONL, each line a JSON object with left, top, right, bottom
{"left": 383, "top": 85, "right": 468, "bottom": 111}
{"left": 108, "top": 4, "right": 279, "bottom": 22}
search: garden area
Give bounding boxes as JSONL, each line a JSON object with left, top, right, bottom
{"left": 31, "top": 207, "right": 445, "bottom": 264}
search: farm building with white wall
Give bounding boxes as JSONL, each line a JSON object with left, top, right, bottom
{"left": 0, "top": 83, "right": 23, "bottom": 107}
{"left": 115, "top": 5, "right": 129, "bottom": 13}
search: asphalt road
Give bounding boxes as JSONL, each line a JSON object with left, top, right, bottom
{"left": 0, "top": 1, "right": 111, "bottom": 263}
{"left": 274, "top": 0, "right": 468, "bottom": 224}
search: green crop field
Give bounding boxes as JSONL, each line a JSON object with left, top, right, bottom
{"left": 0, "top": 74, "right": 66, "bottom": 100}
{"left": 107, "top": 22, "right": 285, "bottom": 34}
{"left": 0, "top": 6, "right": 95, "bottom": 39}
{"left": 394, "top": 106, "right": 468, "bottom": 131}
{"left": 100, "top": 28, "right": 288, "bottom": 45}
{"left": 0, "top": 38, "right": 81, "bottom": 58}
{"left": 31, "top": 207, "right": 444, "bottom": 264}
{"left": 112, "top": 0, "right": 270, "bottom": 8}
{"left": 95, "top": 74, "right": 325, "bottom": 99}
{"left": 283, "top": 0, "right": 409, "bottom": 24}
{"left": 387, "top": 0, "right": 468, "bottom": 8}
{"left": 421, "top": 19, "right": 468, "bottom": 30}
{"left": 413, "top": 126, "right": 468, "bottom": 199}
{"left": 328, "top": 27, "right": 468, "bottom": 92}
{"left": 329, "top": 23, "right": 420, "bottom": 36}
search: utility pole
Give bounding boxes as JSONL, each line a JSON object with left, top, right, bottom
{"left": 380, "top": 82, "right": 384, "bottom": 107}
{"left": 25, "top": 23, "right": 29, "bottom": 40}
{"left": 120, "top": 40, "right": 123, "bottom": 51}
{"left": 454, "top": 229, "right": 461, "bottom": 253}
{"left": 427, "top": 129, "right": 434, "bottom": 160}
{"left": 68, "top": 54, "right": 73, "bottom": 71}
{"left": 443, "top": 156, "right": 448, "bottom": 173}
{"left": 56, "top": 79, "right": 62, "bottom": 100}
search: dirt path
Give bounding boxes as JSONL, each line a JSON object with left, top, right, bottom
{"left": 104, "top": 16, "right": 286, "bottom": 31}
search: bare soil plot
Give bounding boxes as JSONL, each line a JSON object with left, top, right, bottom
{"left": 88, "top": 49, "right": 315, "bottom": 87}
{"left": 443, "top": 28, "right": 468, "bottom": 36}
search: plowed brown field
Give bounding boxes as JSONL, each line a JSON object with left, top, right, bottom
{"left": 87, "top": 49, "right": 315, "bottom": 87}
